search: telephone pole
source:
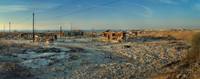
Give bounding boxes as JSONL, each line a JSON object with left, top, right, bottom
{"left": 3, "top": 24, "right": 5, "bottom": 32}
{"left": 33, "top": 12, "right": 35, "bottom": 42}
{"left": 70, "top": 23, "right": 72, "bottom": 31}
{"left": 60, "top": 25, "right": 62, "bottom": 37}
{"left": 1, "top": 24, "right": 3, "bottom": 32}
{"left": 60, "top": 26, "right": 62, "bottom": 32}
{"left": 9, "top": 22, "right": 11, "bottom": 33}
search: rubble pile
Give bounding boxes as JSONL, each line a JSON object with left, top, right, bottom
{"left": 104, "top": 41, "right": 188, "bottom": 64}
{"left": 64, "top": 41, "right": 190, "bottom": 79}
{"left": 69, "top": 63, "right": 138, "bottom": 79}
{"left": 69, "top": 62, "right": 166, "bottom": 79}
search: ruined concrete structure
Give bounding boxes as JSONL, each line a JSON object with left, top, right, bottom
{"left": 20, "top": 33, "right": 33, "bottom": 40}
{"left": 44, "top": 32, "right": 58, "bottom": 42}
{"left": 59, "top": 32, "right": 65, "bottom": 37}
{"left": 102, "top": 31, "right": 126, "bottom": 43}
{"left": 20, "top": 32, "right": 58, "bottom": 42}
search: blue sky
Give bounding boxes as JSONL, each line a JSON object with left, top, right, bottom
{"left": 0, "top": 0, "right": 200, "bottom": 30}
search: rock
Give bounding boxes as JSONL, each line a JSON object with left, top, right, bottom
{"left": 21, "top": 59, "right": 52, "bottom": 68}
{"left": 36, "top": 47, "right": 62, "bottom": 53}
{"left": 69, "top": 54, "right": 80, "bottom": 60}
{"left": 69, "top": 47, "right": 85, "bottom": 52}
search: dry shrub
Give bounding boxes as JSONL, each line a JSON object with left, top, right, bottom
{"left": 140, "top": 31, "right": 195, "bottom": 41}
{"left": 160, "top": 31, "right": 195, "bottom": 41}
{"left": 185, "top": 32, "right": 200, "bottom": 62}
{"left": 152, "top": 32, "right": 200, "bottom": 79}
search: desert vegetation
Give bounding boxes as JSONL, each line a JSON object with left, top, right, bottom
{"left": 185, "top": 32, "right": 200, "bottom": 62}
{"left": 152, "top": 32, "right": 200, "bottom": 79}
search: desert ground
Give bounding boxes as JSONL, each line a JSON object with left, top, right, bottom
{"left": 0, "top": 30, "right": 199, "bottom": 79}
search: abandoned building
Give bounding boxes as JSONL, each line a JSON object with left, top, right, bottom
{"left": 102, "top": 30, "right": 126, "bottom": 43}
{"left": 20, "top": 32, "right": 58, "bottom": 42}
{"left": 0, "top": 32, "right": 21, "bottom": 40}
{"left": 58, "top": 32, "right": 65, "bottom": 38}
{"left": 20, "top": 33, "right": 33, "bottom": 40}
{"left": 41, "top": 32, "right": 58, "bottom": 42}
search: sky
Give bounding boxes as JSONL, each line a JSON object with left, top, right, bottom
{"left": 0, "top": 0, "right": 200, "bottom": 30}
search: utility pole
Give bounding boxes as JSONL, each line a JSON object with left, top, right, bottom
{"left": 1, "top": 24, "right": 3, "bottom": 32}
{"left": 33, "top": 12, "right": 35, "bottom": 42}
{"left": 60, "top": 25, "right": 62, "bottom": 38}
{"left": 3, "top": 24, "right": 5, "bottom": 33}
{"left": 9, "top": 22, "right": 11, "bottom": 33}
{"left": 70, "top": 23, "right": 72, "bottom": 31}
{"left": 1, "top": 25, "right": 2, "bottom": 32}
{"left": 91, "top": 28, "right": 94, "bottom": 40}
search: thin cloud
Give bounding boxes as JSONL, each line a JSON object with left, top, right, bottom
{"left": 157, "top": 0, "right": 189, "bottom": 4}
{"left": 0, "top": 3, "right": 60, "bottom": 13}
{"left": 134, "top": 4, "right": 153, "bottom": 17}
{"left": 159, "top": 0, "right": 177, "bottom": 4}
{"left": 53, "top": 0, "right": 122, "bottom": 18}
{"left": 193, "top": 3, "right": 200, "bottom": 11}
{"left": 0, "top": 5, "right": 28, "bottom": 13}
{"left": 31, "top": 3, "right": 60, "bottom": 10}
{"left": 136, "top": 4, "right": 153, "bottom": 17}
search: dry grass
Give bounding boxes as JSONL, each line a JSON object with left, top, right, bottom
{"left": 152, "top": 32, "right": 200, "bottom": 79}
{"left": 141, "top": 31, "right": 196, "bottom": 41}
{"left": 185, "top": 32, "right": 200, "bottom": 62}
{"left": 169, "top": 31, "right": 194, "bottom": 41}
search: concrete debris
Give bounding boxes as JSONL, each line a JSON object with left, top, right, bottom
{"left": 69, "top": 63, "right": 138, "bottom": 79}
